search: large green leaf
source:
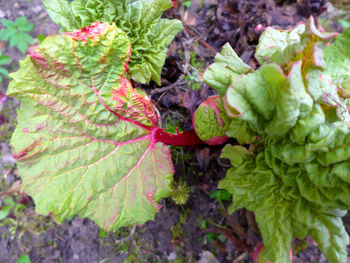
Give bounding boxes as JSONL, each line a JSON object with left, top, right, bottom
{"left": 324, "top": 28, "right": 350, "bottom": 96}
{"left": 220, "top": 149, "right": 350, "bottom": 263}
{"left": 42, "top": 0, "right": 183, "bottom": 85}
{"left": 224, "top": 62, "right": 313, "bottom": 137}
{"left": 219, "top": 153, "right": 294, "bottom": 263}
{"left": 7, "top": 22, "right": 174, "bottom": 231}
{"left": 293, "top": 200, "right": 348, "bottom": 262}
{"left": 200, "top": 17, "right": 350, "bottom": 263}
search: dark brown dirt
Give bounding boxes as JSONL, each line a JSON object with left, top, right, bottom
{"left": 0, "top": 0, "right": 349, "bottom": 262}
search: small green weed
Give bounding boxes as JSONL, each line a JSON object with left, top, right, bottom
{"left": 184, "top": 50, "right": 207, "bottom": 90}
{"left": 0, "top": 196, "right": 54, "bottom": 238}
{"left": 0, "top": 196, "right": 24, "bottom": 222}
{"left": 339, "top": 19, "right": 350, "bottom": 29}
{"left": 171, "top": 208, "right": 189, "bottom": 243}
{"left": 183, "top": 0, "right": 192, "bottom": 8}
{"left": 37, "top": 34, "right": 47, "bottom": 43}
{"left": 209, "top": 189, "right": 231, "bottom": 206}
{"left": 0, "top": 50, "right": 10, "bottom": 82}
{"left": 171, "top": 179, "right": 190, "bottom": 205}
{"left": 16, "top": 254, "right": 31, "bottom": 263}
{"left": 0, "top": 17, "right": 34, "bottom": 54}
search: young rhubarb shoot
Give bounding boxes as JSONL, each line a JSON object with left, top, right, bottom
{"left": 195, "top": 17, "right": 350, "bottom": 263}
{"left": 7, "top": 22, "right": 201, "bottom": 231}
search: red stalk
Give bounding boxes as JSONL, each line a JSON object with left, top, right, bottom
{"left": 154, "top": 128, "right": 204, "bottom": 147}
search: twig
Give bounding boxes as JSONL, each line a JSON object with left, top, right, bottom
{"left": 115, "top": 225, "right": 136, "bottom": 244}
{"left": 0, "top": 180, "right": 21, "bottom": 197}
{"left": 3, "top": 167, "right": 13, "bottom": 180}
{"left": 217, "top": 157, "right": 232, "bottom": 168}
{"left": 183, "top": 24, "right": 217, "bottom": 55}
{"left": 151, "top": 79, "right": 186, "bottom": 95}
{"left": 233, "top": 252, "right": 248, "bottom": 263}
{"left": 151, "top": 49, "right": 191, "bottom": 95}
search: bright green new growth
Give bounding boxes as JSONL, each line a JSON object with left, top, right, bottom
{"left": 7, "top": 23, "right": 174, "bottom": 231}
{"left": 42, "top": 0, "right": 183, "bottom": 85}
{"left": 194, "top": 44, "right": 255, "bottom": 145}
{"left": 196, "top": 18, "right": 350, "bottom": 263}
{"left": 0, "top": 50, "right": 10, "bottom": 82}
{"left": 0, "top": 17, "right": 34, "bottom": 54}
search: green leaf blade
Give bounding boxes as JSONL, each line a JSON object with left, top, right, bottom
{"left": 1, "top": 19, "right": 15, "bottom": 28}
{"left": 0, "top": 206, "right": 11, "bottom": 221}
{"left": 203, "top": 43, "right": 251, "bottom": 97}
{"left": 324, "top": 28, "right": 350, "bottom": 95}
{"left": 42, "top": 0, "right": 182, "bottom": 85}
{"left": 8, "top": 22, "right": 174, "bottom": 231}
{"left": 0, "top": 54, "right": 10, "bottom": 65}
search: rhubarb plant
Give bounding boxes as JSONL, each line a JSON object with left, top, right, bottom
{"left": 194, "top": 18, "right": 350, "bottom": 263}
{"left": 41, "top": 0, "right": 183, "bottom": 85}
{"left": 7, "top": 22, "right": 202, "bottom": 231}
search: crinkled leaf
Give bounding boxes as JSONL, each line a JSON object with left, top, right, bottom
{"left": 225, "top": 62, "right": 313, "bottom": 137}
{"left": 293, "top": 202, "right": 348, "bottom": 263}
{"left": 220, "top": 144, "right": 250, "bottom": 167}
{"left": 219, "top": 154, "right": 294, "bottom": 263}
{"left": 255, "top": 17, "right": 336, "bottom": 71}
{"left": 220, "top": 151, "right": 350, "bottom": 263}
{"left": 42, "top": 0, "right": 183, "bottom": 84}
{"left": 255, "top": 23, "right": 306, "bottom": 66}
{"left": 41, "top": 0, "right": 81, "bottom": 31}
{"left": 127, "top": 16, "right": 183, "bottom": 85}
{"left": 7, "top": 22, "right": 174, "bottom": 231}
{"left": 202, "top": 17, "right": 350, "bottom": 263}
{"left": 309, "top": 212, "right": 348, "bottom": 263}
{"left": 225, "top": 118, "right": 256, "bottom": 144}
{"left": 203, "top": 43, "right": 251, "bottom": 97}
{"left": 324, "top": 28, "right": 350, "bottom": 96}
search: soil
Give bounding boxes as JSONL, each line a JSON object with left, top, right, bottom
{"left": 0, "top": 0, "right": 349, "bottom": 262}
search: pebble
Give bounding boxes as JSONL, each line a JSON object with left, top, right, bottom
{"left": 167, "top": 252, "right": 177, "bottom": 261}
{"left": 0, "top": 10, "right": 5, "bottom": 18}
{"left": 198, "top": 251, "right": 220, "bottom": 263}
{"left": 32, "top": 6, "right": 42, "bottom": 14}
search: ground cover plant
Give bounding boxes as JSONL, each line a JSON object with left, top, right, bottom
{"left": 0, "top": 17, "right": 34, "bottom": 54}
{"left": 194, "top": 17, "right": 350, "bottom": 263}
{"left": 4, "top": 0, "right": 350, "bottom": 262}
